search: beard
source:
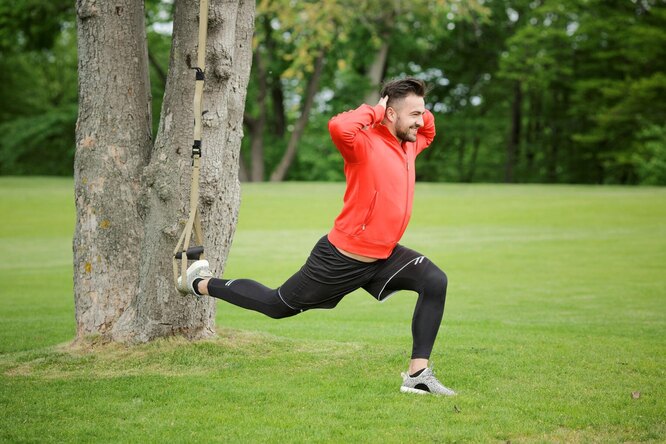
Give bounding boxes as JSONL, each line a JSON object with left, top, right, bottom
{"left": 396, "top": 124, "right": 418, "bottom": 142}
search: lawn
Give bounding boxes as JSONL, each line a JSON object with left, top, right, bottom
{"left": 1, "top": 177, "right": 664, "bottom": 442}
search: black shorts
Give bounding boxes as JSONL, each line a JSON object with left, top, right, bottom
{"left": 277, "top": 235, "right": 425, "bottom": 310}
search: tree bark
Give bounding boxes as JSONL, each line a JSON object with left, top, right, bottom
{"left": 74, "top": 0, "right": 255, "bottom": 344}
{"left": 269, "top": 50, "right": 326, "bottom": 182}
{"left": 74, "top": 0, "right": 152, "bottom": 339}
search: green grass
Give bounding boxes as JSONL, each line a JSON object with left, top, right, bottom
{"left": 1, "top": 177, "right": 665, "bottom": 442}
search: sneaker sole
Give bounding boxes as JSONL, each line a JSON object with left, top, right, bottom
{"left": 400, "top": 386, "right": 430, "bottom": 395}
{"left": 400, "top": 386, "right": 457, "bottom": 396}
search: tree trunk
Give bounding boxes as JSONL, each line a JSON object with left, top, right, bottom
{"left": 74, "top": 0, "right": 152, "bottom": 339}
{"left": 525, "top": 91, "right": 537, "bottom": 176}
{"left": 113, "top": 0, "right": 255, "bottom": 343}
{"left": 363, "top": 10, "right": 394, "bottom": 104}
{"left": 74, "top": 0, "right": 255, "bottom": 344}
{"left": 363, "top": 40, "right": 390, "bottom": 105}
{"left": 456, "top": 136, "right": 467, "bottom": 182}
{"left": 148, "top": 50, "right": 167, "bottom": 88}
{"left": 547, "top": 90, "right": 562, "bottom": 183}
{"left": 505, "top": 81, "right": 521, "bottom": 183}
{"left": 466, "top": 135, "right": 481, "bottom": 182}
{"left": 264, "top": 18, "right": 286, "bottom": 138}
{"left": 269, "top": 50, "right": 326, "bottom": 182}
{"left": 271, "top": 78, "right": 286, "bottom": 137}
{"left": 249, "top": 50, "right": 268, "bottom": 182}
{"left": 238, "top": 155, "right": 249, "bottom": 182}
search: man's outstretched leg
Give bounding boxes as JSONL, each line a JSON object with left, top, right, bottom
{"left": 178, "top": 260, "right": 299, "bottom": 319}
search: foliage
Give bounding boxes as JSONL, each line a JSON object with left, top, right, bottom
{"left": 0, "top": 0, "right": 73, "bottom": 52}
{"left": 0, "top": 104, "right": 77, "bottom": 175}
{"left": 497, "top": 0, "right": 666, "bottom": 184}
{"left": 0, "top": 22, "right": 77, "bottom": 175}
{"left": 633, "top": 124, "right": 666, "bottom": 185}
{"left": 0, "top": 0, "right": 665, "bottom": 184}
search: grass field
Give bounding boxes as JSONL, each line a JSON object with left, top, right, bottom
{"left": 0, "top": 177, "right": 665, "bottom": 443}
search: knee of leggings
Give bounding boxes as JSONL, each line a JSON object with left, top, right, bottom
{"left": 423, "top": 263, "right": 448, "bottom": 300}
{"left": 268, "top": 305, "right": 300, "bottom": 320}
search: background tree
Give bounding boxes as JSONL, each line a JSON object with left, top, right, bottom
{"left": 1, "top": 0, "right": 665, "bottom": 185}
{"left": 491, "top": 0, "right": 666, "bottom": 184}
{"left": 0, "top": 0, "right": 77, "bottom": 175}
{"left": 241, "top": 0, "right": 355, "bottom": 182}
{"left": 241, "top": 0, "right": 488, "bottom": 182}
{"left": 74, "top": 0, "right": 255, "bottom": 343}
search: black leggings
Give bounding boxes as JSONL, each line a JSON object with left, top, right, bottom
{"left": 207, "top": 236, "right": 448, "bottom": 359}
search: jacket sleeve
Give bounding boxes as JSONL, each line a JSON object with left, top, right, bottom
{"left": 328, "top": 104, "right": 386, "bottom": 162}
{"left": 415, "top": 109, "right": 436, "bottom": 155}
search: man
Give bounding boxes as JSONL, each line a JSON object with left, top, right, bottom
{"left": 179, "top": 77, "right": 455, "bottom": 396}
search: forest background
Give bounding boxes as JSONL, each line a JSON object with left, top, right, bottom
{"left": 1, "top": 0, "right": 665, "bottom": 185}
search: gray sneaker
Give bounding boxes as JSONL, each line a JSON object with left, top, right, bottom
{"left": 400, "top": 367, "right": 456, "bottom": 396}
{"left": 176, "top": 260, "right": 213, "bottom": 296}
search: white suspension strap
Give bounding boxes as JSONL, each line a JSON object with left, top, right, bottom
{"left": 173, "top": 0, "right": 209, "bottom": 290}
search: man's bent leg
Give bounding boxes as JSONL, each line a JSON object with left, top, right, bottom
{"left": 408, "top": 262, "right": 448, "bottom": 360}
{"left": 377, "top": 258, "right": 453, "bottom": 395}
{"left": 367, "top": 253, "right": 448, "bottom": 372}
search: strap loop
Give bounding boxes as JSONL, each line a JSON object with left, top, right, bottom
{"left": 173, "top": 0, "right": 209, "bottom": 291}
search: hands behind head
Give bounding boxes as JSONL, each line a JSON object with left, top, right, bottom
{"left": 377, "top": 95, "right": 388, "bottom": 109}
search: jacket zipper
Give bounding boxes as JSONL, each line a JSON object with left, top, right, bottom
{"left": 398, "top": 152, "right": 410, "bottom": 237}
{"left": 361, "top": 191, "right": 379, "bottom": 232}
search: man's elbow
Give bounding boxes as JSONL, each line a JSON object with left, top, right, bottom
{"left": 329, "top": 120, "right": 354, "bottom": 145}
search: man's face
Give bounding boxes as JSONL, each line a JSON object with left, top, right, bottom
{"left": 388, "top": 94, "right": 426, "bottom": 143}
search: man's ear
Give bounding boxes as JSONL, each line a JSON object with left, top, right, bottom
{"left": 386, "top": 106, "right": 397, "bottom": 123}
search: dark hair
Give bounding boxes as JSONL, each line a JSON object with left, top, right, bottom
{"left": 379, "top": 77, "right": 427, "bottom": 108}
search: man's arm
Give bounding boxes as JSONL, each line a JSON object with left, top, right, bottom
{"left": 415, "top": 109, "right": 436, "bottom": 155}
{"left": 328, "top": 98, "right": 387, "bottom": 162}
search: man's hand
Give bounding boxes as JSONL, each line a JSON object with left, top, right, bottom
{"left": 377, "top": 95, "right": 388, "bottom": 109}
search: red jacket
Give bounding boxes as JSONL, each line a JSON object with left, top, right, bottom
{"left": 327, "top": 103, "right": 436, "bottom": 259}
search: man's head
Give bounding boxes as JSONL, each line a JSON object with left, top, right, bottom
{"left": 379, "top": 77, "right": 428, "bottom": 143}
